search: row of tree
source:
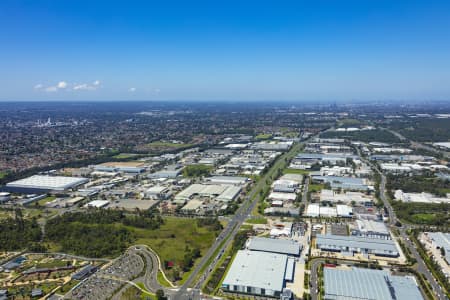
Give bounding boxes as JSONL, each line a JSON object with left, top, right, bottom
{"left": 0, "top": 209, "right": 42, "bottom": 251}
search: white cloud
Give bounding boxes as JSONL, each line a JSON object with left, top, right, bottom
{"left": 154, "top": 88, "right": 161, "bottom": 94}
{"left": 57, "top": 81, "right": 68, "bottom": 89}
{"left": 36, "top": 80, "right": 101, "bottom": 93}
{"left": 73, "top": 83, "right": 95, "bottom": 91}
{"left": 129, "top": 87, "right": 136, "bottom": 92}
{"left": 45, "top": 86, "right": 58, "bottom": 92}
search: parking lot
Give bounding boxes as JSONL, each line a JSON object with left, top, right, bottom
{"left": 66, "top": 251, "right": 144, "bottom": 300}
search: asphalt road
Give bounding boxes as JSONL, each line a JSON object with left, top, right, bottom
{"left": 302, "top": 177, "right": 309, "bottom": 204}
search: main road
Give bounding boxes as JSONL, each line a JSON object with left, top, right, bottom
{"left": 173, "top": 141, "right": 305, "bottom": 299}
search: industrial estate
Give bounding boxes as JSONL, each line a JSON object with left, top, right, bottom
{"left": 0, "top": 102, "right": 449, "bottom": 300}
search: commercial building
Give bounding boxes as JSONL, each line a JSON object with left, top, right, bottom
{"left": 246, "top": 237, "right": 301, "bottom": 256}
{"left": 264, "top": 207, "right": 300, "bottom": 216}
{"left": 5, "top": 175, "right": 89, "bottom": 193}
{"left": 324, "top": 267, "right": 423, "bottom": 300}
{"left": 94, "top": 161, "right": 146, "bottom": 173}
{"left": 148, "top": 165, "right": 183, "bottom": 179}
{"left": 145, "top": 185, "right": 171, "bottom": 200}
{"left": 174, "top": 184, "right": 241, "bottom": 204}
{"left": 311, "top": 175, "right": 371, "bottom": 191}
{"left": 0, "top": 192, "right": 11, "bottom": 203}
{"left": 268, "top": 192, "right": 297, "bottom": 203}
{"left": 305, "top": 203, "right": 353, "bottom": 218}
{"left": 205, "top": 176, "right": 249, "bottom": 186}
{"left": 108, "top": 199, "right": 159, "bottom": 211}
{"left": 222, "top": 250, "right": 293, "bottom": 297}
{"left": 425, "top": 232, "right": 450, "bottom": 264}
{"left": 352, "top": 219, "right": 391, "bottom": 239}
{"left": 320, "top": 189, "right": 373, "bottom": 205}
{"left": 72, "top": 264, "right": 98, "bottom": 280}
{"left": 251, "top": 141, "right": 293, "bottom": 151}
{"left": 316, "top": 234, "right": 399, "bottom": 257}
{"left": 394, "top": 190, "right": 450, "bottom": 204}
{"left": 180, "top": 199, "right": 204, "bottom": 213}
{"left": 84, "top": 200, "right": 109, "bottom": 208}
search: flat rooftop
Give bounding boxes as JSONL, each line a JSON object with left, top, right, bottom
{"left": 324, "top": 267, "right": 423, "bottom": 300}
{"left": 222, "top": 250, "right": 288, "bottom": 293}
{"left": 316, "top": 234, "right": 398, "bottom": 254}
{"left": 6, "top": 175, "right": 88, "bottom": 191}
{"left": 108, "top": 199, "right": 159, "bottom": 210}
{"left": 247, "top": 237, "right": 301, "bottom": 256}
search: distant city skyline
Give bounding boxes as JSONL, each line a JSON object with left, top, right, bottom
{"left": 1, "top": 0, "right": 450, "bottom": 101}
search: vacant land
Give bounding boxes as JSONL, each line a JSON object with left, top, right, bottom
{"left": 255, "top": 133, "right": 272, "bottom": 140}
{"left": 391, "top": 201, "right": 450, "bottom": 226}
{"left": 133, "top": 217, "right": 221, "bottom": 281}
{"left": 387, "top": 175, "right": 450, "bottom": 197}
{"left": 38, "top": 196, "right": 56, "bottom": 206}
{"left": 309, "top": 184, "right": 325, "bottom": 192}
{"left": 284, "top": 168, "right": 310, "bottom": 175}
{"left": 389, "top": 118, "right": 450, "bottom": 142}
{"left": 182, "top": 164, "right": 213, "bottom": 177}
{"left": 245, "top": 217, "right": 268, "bottom": 224}
{"left": 112, "top": 153, "right": 140, "bottom": 159}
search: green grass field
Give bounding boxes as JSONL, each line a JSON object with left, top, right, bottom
{"left": 133, "top": 217, "right": 219, "bottom": 270}
{"left": 284, "top": 168, "right": 311, "bottom": 175}
{"left": 157, "top": 270, "right": 173, "bottom": 288}
{"left": 309, "top": 184, "right": 325, "bottom": 192}
{"left": 411, "top": 213, "right": 439, "bottom": 224}
{"left": 255, "top": 133, "right": 272, "bottom": 140}
{"left": 135, "top": 282, "right": 156, "bottom": 300}
{"left": 245, "top": 217, "right": 268, "bottom": 224}
{"left": 37, "top": 196, "right": 56, "bottom": 206}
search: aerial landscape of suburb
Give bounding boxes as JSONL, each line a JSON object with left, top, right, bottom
{"left": 0, "top": 1, "right": 449, "bottom": 300}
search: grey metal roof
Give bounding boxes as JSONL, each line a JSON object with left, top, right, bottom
{"left": 324, "top": 267, "right": 423, "bottom": 300}
{"left": 222, "top": 250, "right": 287, "bottom": 292}
{"left": 316, "top": 234, "right": 398, "bottom": 254}
{"left": 247, "top": 237, "right": 301, "bottom": 256}
{"left": 428, "top": 232, "right": 450, "bottom": 263}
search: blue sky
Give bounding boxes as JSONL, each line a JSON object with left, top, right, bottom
{"left": 1, "top": 0, "right": 450, "bottom": 101}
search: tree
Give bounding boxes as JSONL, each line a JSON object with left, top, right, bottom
{"left": 156, "top": 289, "right": 167, "bottom": 300}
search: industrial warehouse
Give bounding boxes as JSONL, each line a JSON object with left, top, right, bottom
{"left": 5, "top": 175, "right": 89, "bottom": 193}
{"left": 315, "top": 234, "right": 400, "bottom": 257}
{"left": 175, "top": 183, "right": 242, "bottom": 204}
{"left": 221, "top": 250, "right": 293, "bottom": 297}
{"left": 246, "top": 237, "right": 301, "bottom": 256}
{"left": 324, "top": 266, "right": 423, "bottom": 300}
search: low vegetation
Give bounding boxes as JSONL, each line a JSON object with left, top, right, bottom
{"left": 182, "top": 164, "right": 213, "bottom": 177}
{"left": 389, "top": 118, "right": 450, "bottom": 142}
{"left": 387, "top": 174, "right": 450, "bottom": 197}
{"left": 0, "top": 209, "right": 42, "bottom": 251}
{"left": 135, "top": 217, "right": 222, "bottom": 282}
{"left": 320, "top": 129, "right": 400, "bottom": 143}
{"left": 391, "top": 201, "right": 450, "bottom": 226}
{"left": 46, "top": 209, "right": 163, "bottom": 257}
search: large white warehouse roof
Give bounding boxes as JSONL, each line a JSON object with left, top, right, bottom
{"left": 7, "top": 175, "right": 89, "bottom": 191}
